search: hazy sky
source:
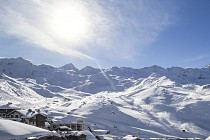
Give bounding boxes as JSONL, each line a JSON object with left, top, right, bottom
{"left": 0, "top": 0, "right": 209, "bottom": 69}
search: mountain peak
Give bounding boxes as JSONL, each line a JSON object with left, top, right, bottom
{"left": 79, "top": 66, "right": 100, "bottom": 75}
{"left": 0, "top": 57, "right": 32, "bottom": 65}
{"left": 205, "top": 64, "right": 210, "bottom": 68}
{"left": 60, "top": 63, "right": 78, "bottom": 71}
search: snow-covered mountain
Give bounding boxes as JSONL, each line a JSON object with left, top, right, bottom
{"left": 1, "top": 57, "right": 210, "bottom": 94}
{"left": 0, "top": 57, "right": 210, "bottom": 139}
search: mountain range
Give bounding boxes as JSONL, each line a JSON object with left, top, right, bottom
{"left": 0, "top": 57, "right": 210, "bottom": 139}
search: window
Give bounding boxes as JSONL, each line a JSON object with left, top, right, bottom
{"left": 15, "top": 115, "right": 18, "bottom": 118}
{"left": 46, "top": 136, "right": 52, "bottom": 139}
{"left": 11, "top": 115, "right": 13, "bottom": 118}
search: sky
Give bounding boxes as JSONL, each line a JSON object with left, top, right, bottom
{"left": 0, "top": 0, "right": 209, "bottom": 69}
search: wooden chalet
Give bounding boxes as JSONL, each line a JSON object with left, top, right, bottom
{"left": 6, "top": 109, "right": 48, "bottom": 128}
{"left": 0, "top": 102, "right": 20, "bottom": 118}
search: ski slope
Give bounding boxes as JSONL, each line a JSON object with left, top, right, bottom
{"left": 0, "top": 58, "right": 210, "bottom": 139}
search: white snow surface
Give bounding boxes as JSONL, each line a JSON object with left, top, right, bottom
{"left": 0, "top": 58, "right": 210, "bottom": 139}
{"left": 0, "top": 118, "right": 59, "bottom": 140}
{"left": 206, "top": 136, "right": 210, "bottom": 140}
{"left": 122, "top": 135, "right": 140, "bottom": 140}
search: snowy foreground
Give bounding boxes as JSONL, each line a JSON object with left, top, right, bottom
{"left": 0, "top": 118, "right": 97, "bottom": 140}
{"left": 0, "top": 58, "right": 210, "bottom": 139}
{"left": 0, "top": 118, "right": 59, "bottom": 140}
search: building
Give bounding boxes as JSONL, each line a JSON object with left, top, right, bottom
{"left": 53, "top": 118, "right": 85, "bottom": 131}
{"left": 0, "top": 102, "right": 20, "bottom": 118}
{"left": 70, "top": 119, "right": 84, "bottom": 131}
{"left": 63, "top": 130, "right": 96, "bottom": 140}
{"left": 65, "top": 132, "right": 86, "bottom": 140}
{"left": 6, "top": 109, "right": 48, "bottom": 128}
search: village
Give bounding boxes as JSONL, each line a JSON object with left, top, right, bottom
{"left": 0, "top": 102, "right": 203, "bottom": 140}
{"left": 0, "top": 102, "right": 143, "bottom": 140}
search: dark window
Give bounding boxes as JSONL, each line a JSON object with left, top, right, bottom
{"left": 46, "top": 136, "right": 52, "bottom": 139}
{"left": 15, "top": 115, "right": 18, "bottom": 118}
{"left": 11, "top": 115, "right": 14, "bottom": 118}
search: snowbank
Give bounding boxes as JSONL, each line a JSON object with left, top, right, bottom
{"left": 0, "top": 118, "right": 60, "bottom": 140}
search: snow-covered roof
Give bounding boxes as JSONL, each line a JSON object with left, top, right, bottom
{"left": 65, "top": 130, "right": 96, "bottom": 140}
{"left": 122, "top": 135, "right": 140, "bottom": 140}
{"left": 0, "top": 118, "right": 60, "bottom": 140}
{"left": 93, "top": 129, "right": 110, "bottom": 133}
{"left": 0, "top": 103, "right": 19, "bottom": 109}
{"left": 59, "top": 126, "right": 72, "bottom": 131}
{"left": 59, "top": 126, "right": 69, "bottom": 129}
{"left": 92, "top": 129, "right": 110, "bottom": 135}
{"left": 13, "top": 109, "right": 48, "bottom": 118}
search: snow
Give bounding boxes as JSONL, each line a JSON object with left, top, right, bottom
{"left": 0, "top": 118, "right": 60, "bottom": 140}
{"left": 122, "top": 135, "right": 140, "bottom": 140}
{"left": 0, "top": 102, "right": 19, "bottom": 109}
{"left": 14, "top": 109, "right": 48, "bottom": 118}
{"left": 206, "top": 136, "right": 210, "bottom": 140}
{"left": 80, "top": 130, "right": 97, "bottom": 140}
{"left": 91, "top": 129, "right": 110, "bottom": 137}
{"left": 0, "top": 58, "right": 210, "bottom": 139}
{"left": 62, "top": 130, "right": 96, "bottom": 140}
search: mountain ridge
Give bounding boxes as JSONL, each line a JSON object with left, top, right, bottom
{"left": 1, "top": 57, "right": 210, "bottom": 139}
{"left": 0, "top": 57, "right": 210, "bottom": 93}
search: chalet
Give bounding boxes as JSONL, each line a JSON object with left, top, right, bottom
{"left": 7, "top": 109, "right": 48, "bottom": 128}
{"left": 0, "top": 102, "right": 20, "bottom": 118}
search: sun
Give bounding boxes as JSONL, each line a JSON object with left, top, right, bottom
{"left": 47, "top": 2, "right": 91, "bottom": 43}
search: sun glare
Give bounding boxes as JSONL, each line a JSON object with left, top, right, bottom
{"left": 48, "top": 2, "right": 91, "bottom": 43}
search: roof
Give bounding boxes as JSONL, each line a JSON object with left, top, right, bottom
{"left": 64, "top": 130, "right": 96, "bottom": 140}
{"left": 92, "top": 129, "right": 110, "bottom": 135}
{"left": 122, "top": 135, "right": 140, "bottom": 140}
{"left": 8, "top": 109, "right": 48, "bottom": 119}
{"left": 93, "top": 129, "right": 110, "bottom": 133}
{"left": 0, "top": 118, "right": 60, "bottom": 140}
{"left": 59, "top": 126, "right": 72, "bottom": 131}
{"left": 21, "top": 109, "right": 48, "bottom": 118}
{"left": 0, "top": 103, "right": 20, "bottom": 109}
